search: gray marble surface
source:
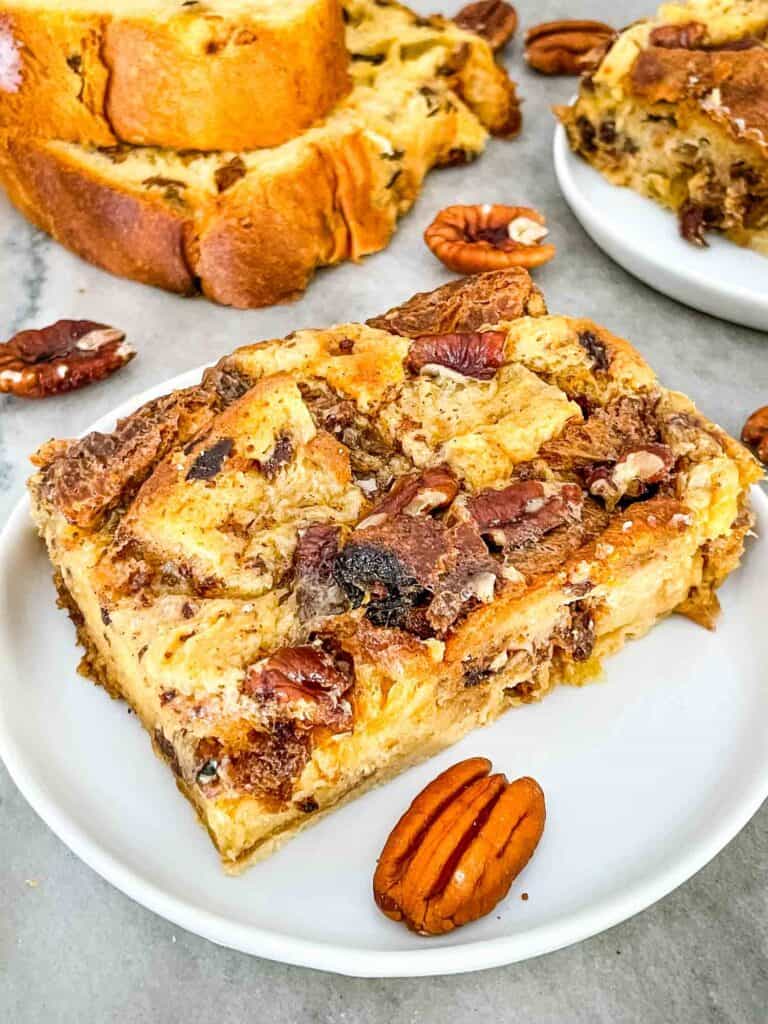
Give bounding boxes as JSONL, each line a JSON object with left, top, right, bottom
{"left": 1, "top": 1, "right": 767, "bottom": 1019}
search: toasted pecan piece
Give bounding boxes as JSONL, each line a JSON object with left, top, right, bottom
{"left": 425, "top": 205, "right": 556, "bottom": 274}
{"left": 454, "top": 1, "right": 518, "bottom": 52}
{"left": 373, "top": 758, "right": 545, "bottom": 934}
{"left": 742, "top": 406, "right": 768, "bottom": 463}
{"left": 405, "top": 330, "right": 507, "bottom": 380}
{"left": 368, "top": 269, "right": 547, "bottom": 337}
{"left": 524, "top": 20, "right": 615, "bottom": 75}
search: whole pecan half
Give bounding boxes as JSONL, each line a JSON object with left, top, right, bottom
{"left": 0, "top": 320, "right": 133, "bottom": 399}
{"left": 454, "top": 1, "right": 517, "bottom": 52}
{"left": 373, "top": 758, "right": 545, "bottom": 934}
{"left": 524, "top": 20, "right": 616, "bottom": 75}
{"left": 242, "top": 644, "right": 354, "bottom": 733}
{"left": 425, "top": 204, "right": 556, "bottom": 274}
{"left": 742, "top": 406, "right": 768, "bottom": 463}
{"left": 406, "top": 330, "right": 507, "bottom": 380}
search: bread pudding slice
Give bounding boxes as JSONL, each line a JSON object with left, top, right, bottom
{"left": 28, "top": 270, "right": 762, "bottom": 872}
{"left": 557, "top": 0, "right": 768, "bottom": 253}
{"left": 0, "top": 0, "right": 520, "bottom": 308}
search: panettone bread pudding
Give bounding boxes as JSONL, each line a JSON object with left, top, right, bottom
{"left": 0, "top": 0, "right": 521, "bottom": 308}
{"left": 0, "top": 0, "right": 349, "bottom": 151}
{"left": 28, "top": 270, "right": 762, "bottom": 872}
{"left": 557, "top": 0, "right": 768, "bottom": 253}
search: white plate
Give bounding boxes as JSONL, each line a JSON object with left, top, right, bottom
{"left": 1, "top": 369, "right": 767, "bottom": 977}
{"left": 553, "top": 124, "right": 768, "bottom": 332}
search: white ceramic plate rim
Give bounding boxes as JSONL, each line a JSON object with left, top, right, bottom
{"left": 1, "top": 366, "right": 767, "bottom": 977}
{"left": 553, "top": 123, "right": 768, "bottom": 330}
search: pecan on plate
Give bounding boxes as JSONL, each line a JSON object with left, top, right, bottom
{"left": 454, "top": 1, "right": 518, "bottom": 52}
{"left": 425, "top": 204, "right": 555, "bottom": 274}
{"left": 242, "top": 644, "right": 354, "bottom": 733}
{"left": 373, "top": 758, "right": 545, "bottom": 934}
{"left": 742, "top": 406, "right": 768, "bottom": 463}
{"left": 524, "top": 20, "right": 616, "bottom": 75}
{"left": 405, "top": 330, "right": 507, "bottom": 380}
{"left": 0, "top": 320, "right": 133, "bottom": 399}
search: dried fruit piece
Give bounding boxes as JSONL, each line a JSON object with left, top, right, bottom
{"left": 0, "top": 320, "right": 133, "bottom": 399}
{"left": 425, "top": 205, "right": 556, "bottom": 275}
{"left": 294, "top": 524, "right": 347, "bottom": 620}
{"left": 524, "top": 20, "right": 615, "bottom": 75}
{"left": 454, "top": 1, "right": 518, "bottom": 52}
{"left": 742, "top": 406, "right": 768, "bottom": 463}
{"left": 373, "top": 758, "right": 545, "bottom": 934}
{"left": 242, "top": 645, "right": 354, "bottom": 733}
{"left": 406, "top": 331, "right": 507, "bottom": 380}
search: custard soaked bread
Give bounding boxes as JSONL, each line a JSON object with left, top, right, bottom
{"left": 0, "top": 0, "right": 349, "bottom": 150}
{"left": 557, "top": 0, "right": 768, "bottom": 253}
{"left": 0, "top": 0, "right": 521, "bottom": 307}
{"left": 28, "top": 270, "right": 761, "bottom": 872}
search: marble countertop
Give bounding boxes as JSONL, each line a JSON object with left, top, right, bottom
{"left": 1, "top": 1, "right": 766, "bottom": 1020}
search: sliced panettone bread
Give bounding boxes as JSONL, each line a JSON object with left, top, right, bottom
{"left": 0, "top": 0, "right": 521, "bottom": 308}
{"left": 557, "top": 0, "right": 768, "bottom": 253}
{"left": 0, "top": 0, "right": 349, "bottom": 151}
{"left": 28, "top": 270, "right": 762, "bottom": 872}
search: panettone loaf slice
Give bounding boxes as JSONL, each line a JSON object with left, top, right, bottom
{"left": 28, "top": 270, "right": 762, "bottom": 872}
{"left": 0, "top": 0, "right": 521, "bottom": 308}
{"left": 0, "top": 0, "right": 349, "bottom": 151}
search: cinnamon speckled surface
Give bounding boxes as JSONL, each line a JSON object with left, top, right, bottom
{"left": 1, "top": 1, "right": 766, "bottom": 1020}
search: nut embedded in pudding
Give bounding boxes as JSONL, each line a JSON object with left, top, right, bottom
{"left": 373, "top": 757, "right": 545, "bottom": 935}
{"left": 742, "top": 406, "right": 768, "bottom": 463}
{"left": 454, "top": 1, "right": 518, "bottom": 52}
{"left": 0, "top": 320, "right": 133, "bottom": 399}
{"left": 524, "top": 20, "right": 616, "bottom": 75}
{"left": 425, "top": 204, "right": 556, "bottom": 274}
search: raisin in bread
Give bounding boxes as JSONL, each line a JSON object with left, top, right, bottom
{"left": 0, "top": 0, "right": 349, "bottom": 151}
{"left": 557, "top": 0, "right": 768, "bottom": 253}
{"left": 0, "top": 0, "right": 521, "bottom": 307}
{"left": 28, "top": 270, "right": 761, "bottom": 872}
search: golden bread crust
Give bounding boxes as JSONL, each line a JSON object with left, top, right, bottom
{"left": 0, "top": 1, "right": 350, "bottom": 151}
{"left": 27, "top": 271, "right": 762, "bottom": 870}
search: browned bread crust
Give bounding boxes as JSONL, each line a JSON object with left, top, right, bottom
{"left": 0, "top": 0, "right": 350, "bottom": 151}
{"left": 0, "top": 1, "right": 520, "bottom": 307}
{"left": 28, "top": 271, "right": 762, "bottom": 871}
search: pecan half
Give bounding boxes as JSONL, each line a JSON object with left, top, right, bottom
{"left": 584, "top": 443, "right": 675, "bottom": 509}
{"left": 406, "top": 331, "right": 507, "bottom": 381}
{"left": 524, "top": 20, "right": 615, "bottom": 75}
{"left": 358, "top": 466, "right": 459, "bottom": 529}
{"left": 742, "top": 406, "right": 768, "bottom": 463}
{"left": 425, "top": 205, "right": 555, "bottom": 274}
{"left": 649, "top": 22, "right": 706, "bottom": 49}
{"left": 454, "top": 1, "right": 517, "bottom": 52}
{"left": 0, "top": 320, "right": 133, "bottom": 399}
{"left": 242, "top": 645, "right": 354, "bottom": 733}
{"left": 367, "top": 269, "right": 547, "bottom": 337}
{"left": 373, "top": 758, "right": 545, "bottom": 934}
{"left": 293, "top": 524, "right": 348, "bottom": 620}
{"left": 454, "top": 479, "right": 584, "bottom": 549}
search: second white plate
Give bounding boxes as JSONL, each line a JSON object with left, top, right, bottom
{"left": 1, "top": 370, "right": 767, "bottom": 977}
{"left": 554, "top": 124, "right": 768, "bottom": 332}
